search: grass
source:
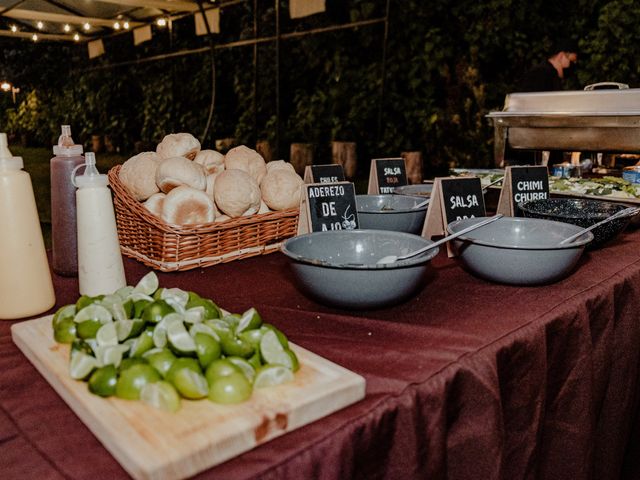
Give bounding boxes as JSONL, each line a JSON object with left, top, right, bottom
{"left": 11, "top": 145, "right": 128, "bottom": 248}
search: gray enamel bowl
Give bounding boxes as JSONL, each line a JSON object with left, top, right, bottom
{"left": 394, "top": 184, "right": 433, "bottom": 197}
{"left": 518, "top": 198, "right": 631, "bottom": 248}
{"left": 447, "top": 216, "right": 593, "bottom": 286}
{"left": 281, "top": 230, "right": 438, "bottom": 309}
{"left": 356, "top": 195, "right": 427, "bottom": 234}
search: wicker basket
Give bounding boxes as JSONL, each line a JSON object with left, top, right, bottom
{"left": 108, "top": 165, "right": 299, "bottom": 272}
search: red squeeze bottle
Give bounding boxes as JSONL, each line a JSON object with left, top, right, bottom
{"left": 50, "top": 125, "right": 84, "bottom": 276}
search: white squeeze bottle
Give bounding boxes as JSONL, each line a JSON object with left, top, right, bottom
{"left": 0, "top": 133, "right": 56, "bottom": 319}
{"left": 72, "top": 152, "right": 126, "bottom": 296}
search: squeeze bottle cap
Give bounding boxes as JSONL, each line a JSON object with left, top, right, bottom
{"left": 53, "top": 125, "right": 83, "bottom": 156}
{"left": 0, "top": 133, "right": 24, "bottom": 170}
{"left": 71, "top": 152, "right": 108, "bottom": 188}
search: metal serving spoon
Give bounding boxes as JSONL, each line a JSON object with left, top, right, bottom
{"left": 376, "top": 214, "right": 503, "bottom": 265}
{"left": 559, "top": 206, "right": 640, "bottom": 245}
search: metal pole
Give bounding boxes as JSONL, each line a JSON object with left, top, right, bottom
{"left": 253, "top": 0, "right": 258, "bottom": 145}
{"left": 275, "top": 0, "right": 280, "bottom": 159}
{"left": 377, "top": 0, "right": 391, "bottom": 146}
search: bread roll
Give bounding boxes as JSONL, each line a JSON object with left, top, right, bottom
{"left": 266, "top": 160, "right": 296, "bottom": 174}
{"left": 214, "top": 169, "right": 261, "bottom": 218}
{"left": 224, "top": 145, "right": 267, "bottom": 185}
{"left": 156, "top": 133, "right": 201, "bottom": 160}
{"left": 119, "top": 152, "right": 160, "bottom": 201}
{"left": 143, "top": 192, "right": 166, "bottom": 217}
{"left": 156, "top": 156, "right": 207, "bottom": 193}
{"left": 260, "top": 169, "right": 304, "bottom": 210}
{"left": 195, "top": 150, "right": 225, "bottom": 175}
{"left": 161, "top": 186, "right": 215, "bottom": 225}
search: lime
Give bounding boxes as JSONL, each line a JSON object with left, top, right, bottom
{"left": 76, "top": 319, "right": 102, "bottom": 339}
{"left": 143, "top": 348, "right": 176, "bottom": 378}
{"left": 262, "top": 324, "right": 289, "bottom": 349}
{"left": 88, "top": 365, "right": 118, "bottom": 397}
{"left": 220, "top": 335, "right": 254, "bottom": 358}
{"left": 236, "top": 307, "right": 262, "bottom": 333}
{"left": 186, "top": 296, "right": 220, "bottom": 320}
{"left": 94, "top": 344, "right": 129, "bottom": 368}
{"left": 115, "top": 363, "right": 161, "bottom": 400}
{"left": 285, "top": 349, "right": 300, "bottom": 372}
{"left": 129, "top": 328, "right": 155, "bottom": 357}
{"left": 74, "top": 304, "right": 113, "bottom": 325}
{"left": 238, "top": 328, "right": 265, "bottom": 348}
{"left": 52, "top": 304, "right": 76, "bottom": 329}
{"left": 253, "top": 364, "right": 294, "bottom": 389}
{"left": 167, "top": 321, "right": 196, "bottom": 355}
{"left": 140, "top": 381, "right": 181, "bottom": 412}
{"left": 194, "top": 332, "right": 221, "bottom": 369}
{"left": 227, "top": 356, "right": 256, "bottom": 383}
{"left": 247, "top": 351, "right": 262, "bottom": 370}
{"left": 96, "top": 322, "right": 118, "bottom": 347}
{"left": 115, "top": 319, "right": 145, "bottom": 342}
{"left": 100, "top": 294, "right": 128, "bottom": 322}
{"left": 71, "top": 338, "right": 95, "bottom": 356}
{"left": 132, "top": 299, "right": 151, "bottom": 318}
{"left": 160, "top": 288, "right": 189, "bottom": 311}
{"left": 75, "top": 294, "right": 104, "bottom": 312}
{"left": 184, "top": 306, "right": 205, "bottom": 324}
{"left": 121, "top": 299, "right": 134, "bottom": 319}
{"left": 204, "top": 319, "right": 233, "bottom": 342}
{"left": 142, "top": 300, "right": 174, "bottom": 324}
{"left": 208, "top": 372, "right": 252, "bottom": 404}
{"left": 119, "top": 357, "right": 148, "bottom": 372}
{"left": 260, "top": 330, "right": 295, "bottom": 369}
{"left": 188, "top": 323, "right": 221, "bottom": 341}
{"left": 53, "top": 316, "right": 77, "bottom": 343}
{"left": 128, "top": 292, "right": 155, "bottom": 304}
{"left": 152, "top": 288, "right": 165, "bottom": 300}
{"left": 132, "top": 271, "right": 159, "bottom": 296}
{"left": 204, "top": 358, "right": 242, "bottom": 385}
{"left": 114, "top": 285, "right": 134, "bottom": 301}
{"left": 221, "top": 313, "right": 241, "bottom": 329}
{"left": 166, "top": 358, "right": 208, "bottom": 399}
{"left": 69, "top": 350, "right": 98, "bottom": 380}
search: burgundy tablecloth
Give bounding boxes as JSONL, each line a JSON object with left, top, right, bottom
{"left": 2, "top": 230, "right": 640, "bottom": 480}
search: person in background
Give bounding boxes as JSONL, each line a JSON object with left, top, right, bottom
{"left": 517, "top": 39, "right": 579, "bottom": 92}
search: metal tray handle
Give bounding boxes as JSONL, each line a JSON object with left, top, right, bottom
{"left": 584, "top": 82, "right": 629, "bottom": 90}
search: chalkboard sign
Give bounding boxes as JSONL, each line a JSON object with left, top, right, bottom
{"left": 367, "top": 158, "right": 408, "bottom": 194}
{"left": 497, "top": 166, "right": 549, "bottom": 216}
{"left": 440, "top": 177, "right": 486, "bottom": 224}
{"left": 303, "top": 164, "right": 346, "bottom": 184}
{"left": 421, "top": 176, "right": 487, "bottom": 256}
{"left": 297, "top": 182, "right": 359, "bottom": 234}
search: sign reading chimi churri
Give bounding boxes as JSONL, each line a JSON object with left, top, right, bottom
{"left": 497, "top": 166, "right": 549, "bottom": 216}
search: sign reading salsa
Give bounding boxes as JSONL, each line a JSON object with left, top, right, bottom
{"left": 367, "top": 158, "right": 408, "bottom": 194}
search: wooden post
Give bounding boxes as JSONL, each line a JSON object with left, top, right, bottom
{"left": 290, "top": 143, "right": 314, "bottom": 176}
{"left": 332, "top": 141, "right": 357, "bottom": 179}
{"left": 256, "top": 140, "right": 274, "bottom": 163}
{"left": 402, "top": 151, "right": 423, "bottom": 184}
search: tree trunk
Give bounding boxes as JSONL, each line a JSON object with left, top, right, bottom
{"left": 290, "top": 143, "right": 314, "bottom": 176}
{"left": 91, "top": 135, "right": 103, "bottom": 153}
{"left": 402, "top": 151, "right": 423, "bottom": 184}
{"left": 331, "top": 141, "right": 357, "bottom": 179}
{"left": 256, "top": 140, "right": 274, "bottom": 163}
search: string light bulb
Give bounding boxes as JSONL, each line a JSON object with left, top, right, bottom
{"left": 63, "top": 24, "right": 71, "bottom": 32}
{"left": 123, "top": 21, "right": 130, "bottom": 30}
{"left": 73, "top": 33, "right": 80, "bottom": 41}
{"left": 10, "top": 25, "right": 17, "bottom": 33}
{"left": 32, "top": 33, "right": 38, "bottom": 41}
{"left": 1, "top": 82, "right": 11, "bottom": 92}
{"left": 156, "top": 17, "right": 167, "bottom": 27}
{"left": 113, "top": 21, "right": 121, "bottom": 30}
{"left": 36, "top": 21, "right": 44, "bottom": 30}
{"left": 83, "top": 22, "right": 91, "bottom": 31}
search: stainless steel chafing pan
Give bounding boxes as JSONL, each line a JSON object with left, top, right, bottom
{"left": 487, "top": 83, "right": 640, "bottom": 166}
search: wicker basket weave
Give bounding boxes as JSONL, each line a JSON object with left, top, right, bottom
{"left": 108, "top": 165, "right": 299, "bottom": 272}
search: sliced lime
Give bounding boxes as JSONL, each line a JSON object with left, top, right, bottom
{"left": 221, "top": 335, "right": 254, "bottom": 358}
{"left": 221, "top": 313, "right": 241, "bottom": 329}
{"left": 253, "top": 364, "right": 294, "bottom": 389}
{"left": 186, "top": 296, "right": 220, "bottom": 320}
{"left": 52, "top": 304, "right": 76, "bottom": 329}
{"left": 166, "top": 357, "right": 208, "bottom": 399}
{"left": 260, "top": 330, "right": 295, "bottom": 369}
{"left": 115, "top": 363, "right": 161, "bottom": 400}
{"left": 53, "top": 316, "right": 77, "bottom": 343}
{"left": 88, "top": 365, "right": 118, "bottom": 397}
{"left": 119, "top": 357, "right": 148, "bottom": 372}
{"left": 188, "top": 322, "right": 221, "bottom": 341}
{"left": 114, "top": 285, "right": 134, "bottom": 301}
{"left": 194, "top": 332, "right": 221, "bottom": 369}
{"left": 94, "top": 344, "right": 129, "bottom": 368}
{"left": 140, "top": 381, "right": 181, "bottom": 412}
{"left": 236, "top": 307, "right": 262, "bottom": 333}
{"left": 262, "top": 323, "right": 289, "bottom": 349}
{"left": 141, "top": 300, "right": 174, "bottom": 324}
{"left": 167, "top": 321, "right": 196, "bottom": 355}
{"left": 74, "top": 304, "right": 113, "bottom": 324}
{"left": 227, "top": 356, "right": 256, "bottom": 383}
{"left": 132, "top": 298, "right": 151, "bottom": 318}
{"left": 70, "top": 350, "right": 98, "bottom": 380}
{"left": 96, "top": 322, "right": 118, "bottom": 347}
{"left": 76, "top": 319, "right": 102, "bottom": 339}
{"left": 208, "top": 372, "right": 252, "bottom": 404}
{"left": 238, "top": 328, "right": 265, "bottom": 348}
{"left": 184, "top": 306, "right": 205, "bottom": 324}
{"left": 75, "top": 294, "right": 104, "bottom": 312}
{"left": 204, "top": 358, "right": 242, "bottom": 385}
{"left": 129, "top": 328, "right": 155, "bottom": 358}
{"left": 247, "top": 351, "right": 262, "bottom": 370}
{"left": 204, "top": 319, "right": 233, "bottom": 342}
{"left": 160, "top": 288, "right": 189, "bottom": 313}
{"left": 143, "top": 348, "right": 176, "bottom": 378}
{"left": 128, "top": 292, "right": 155, "bottom": 304}
{"left": 115, "top": 319, "right": 145, "bottom": 342}
{"left": 132, "top": 271, "right": 159, "bottom": 296}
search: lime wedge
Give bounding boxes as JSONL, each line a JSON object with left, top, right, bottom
{"left": 184, "top": 306, "right": 205, "bottom": 324}
{"left": 115, "top": 319, "right": 145, "bottom": 342}
{"left": 141, "top": 300, "right": 175, "bottom": 324}
{"left": 221, "top": 313, "right": 241, "bottom": 329}
{"left": 140, "top": 381, "right": 181, "bottom": 412}
{"left": 186, "top": 296, "right": 220, "bottom": 320}
{"left": 129, "top": 329, "right": 155, "bottom": 358}
{"left": 88, "top": 365, "right": 118, "bottom": 397}
{"left": 119, "top": 357, "right": 148, "bottom": 372}
{"left": 96, "top": 322, "right": 118, "bottom": 347}
{"left": 115, "top": 363, "right": 161, "bottom": 400}
{"left": 204, "top": 319, "right": 233, "bottom": 343}
{"left": 227, "top": 356, "right": 256, "bottom": 383}
{"left": 52, "top": 304, "right": 76, "bottom": 329}
{"left": 260, "top": 330, "right": 295, "bottom": 369}
{"left": 143, "top": 348, "right": 177, "bottom": 378}
{"left": 128, "top": 292, "right": 155, "bottom": 304}
{"left": 115, "top": 285, "right": 134, "bottom": 300}
{"left": 94, "top": 344, "right": 129, "bottom": 368}
{"left": 204, "top": 358, "right": 242, "bottom": 385}
{"left": 208, "top": 372, "right": 252, "bottom": 404}
{"left": 166, "top": 358, "right": 208, "bottom": 399}
{"left": 99, "top": 294, "right": 128, "bottom": 322}
{"left": 76, "top": 294, "right": 104, "bottom": 312}
{"left": 167, "top": 321, "right": 196, "bottom": 354}
{"left": 194, "top": 332, "right": 221, "bottom": 369}
{"left": 238, "top": 328, "right": 265, "bottom": 348}
{"left": 188, "top": 322, "right": 221, "bottom": 341}
{"left": 70, "top": 350, "right": 98, "bottom": 380}
{"left": 220, "top": 335, "right": 254, "bottom": 358}
{"left": 53, "top": 316, "right": 77, "bottom": 343}
{"left": 161, "top": 288, "right": 189, "bottom": 313}
{"left": 74, "top": 304, "right": 113, "bottom": 324}
{"left": 236, "top": 307, "right": 262, "bottom": 333}
{"left": 262, "top": 323, "right": 289, "bottom": 349}
{"left": 132, "top": 271, "right": 159, "bottom": 296}
{"left": 76, "top": 319, "right": 102, "bottom": 339}
{"left": 253, "top": 364, "right": 294, "bottom": 388}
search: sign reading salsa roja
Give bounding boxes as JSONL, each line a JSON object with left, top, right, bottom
{"left": 297, "top": 181, "right": 359, "bottom": 235}
{"left": 303, "top": 164, "right": 346, "bottom": 184}
{"left": 497, "top": 166, "right": 549, "bottom": 216}
{"left": 367, "top": 158, "right": 408, "bottom": 194}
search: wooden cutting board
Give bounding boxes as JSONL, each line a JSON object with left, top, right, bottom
{"left": 12, "top": 315, "right": 366, "bottom": 480}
